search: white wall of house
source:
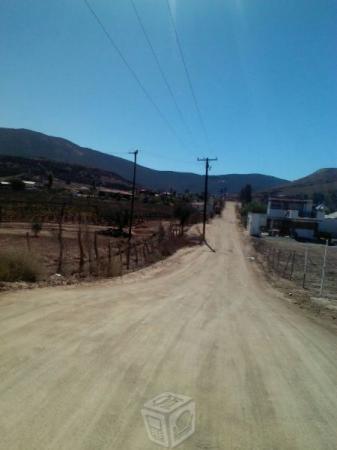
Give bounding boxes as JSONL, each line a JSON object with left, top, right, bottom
{"left": 267, "top": 199, "right": 313, "bottom": 219}
{"left": 267, "top": 207, "right": 286, "bottom": 219}
{"left": 316, "top": 211, "right": 325, "bottom": 221}
{"left": 247, "top": 213, "right": 267, "bottom": 236}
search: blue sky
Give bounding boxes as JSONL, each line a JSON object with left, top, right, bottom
{"left": 1, "top": 0, "right": 336, "bottom": 180}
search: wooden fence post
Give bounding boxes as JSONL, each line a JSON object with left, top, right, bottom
{"left": 319, "top": 240, "right": 329, "bottom": 297}
{"left": 78, "top": 223, "right": 85, "bottom": 273}
{"left": 277, "top": 249, "right": 281, "bottom": 272}
{"left": 26, "top": 231, "right": 31, "bottom": 252}
{"left": 282, "top": 252, "right": 292, "bottom": 277}
{"left": 84, "top": 221, "right": 93, "bottom": 274}
{"left": 289, "top": 251, "right": 296, "bottom": 280}
{"left": 271, "top": 248, "right": 276, "bottom": 270}
{"left": 302, "top": 247, "right": 309, "bottom": 288}
{"left": 118, "top": 244, "right": 123, "bottom": 273}
{"left": 108, "top": 241, "right": 112, "bottom": 276}
{"left": 94, "top": 231, "right": 99, "bottom": 273}
{"left": 134, "top": 243, "right": 138, "bottom": 265}
{"left": 57, "top": 204, "right": 65, "bottom": 274}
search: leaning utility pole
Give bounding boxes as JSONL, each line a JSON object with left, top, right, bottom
{"left": 127, "top": 149, "right": 138, "bottom": 269}
{"left": 198, "top": 157, "right": 217, "bottom": 242}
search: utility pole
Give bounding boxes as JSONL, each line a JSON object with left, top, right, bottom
{"left": 127, "top": 149, "right": 138, "bottom": 269}
{"left": 198, "top": 157, "right": 217, "bottom": 242}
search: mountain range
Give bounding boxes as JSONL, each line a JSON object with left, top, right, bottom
{"left": 0, "top": 128, "right": 288, "bottom": 194}
{"left": 262, "top": 168, "right": 337, "bottom": 211}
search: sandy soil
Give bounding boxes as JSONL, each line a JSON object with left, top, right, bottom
{"left": 1, "top": 203, "right": 337, "bottom": 450}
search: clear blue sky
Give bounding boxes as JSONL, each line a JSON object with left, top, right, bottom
{"left": 1, "top": 0, "right": 336, "bottom": 180}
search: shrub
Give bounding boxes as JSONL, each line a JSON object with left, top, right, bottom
{"left": 114, "top": 209, "right": 130, "bottom": 232}
{"left": 239, "top": 201, "right": 267, "bottom": 227}
{"left": 0, "top": 250, "right": 42, "bottom": 282}
{"left": 100, "top": 207, "right": 130, "bottom": 230}
{"left": 31, "top": 222, "right": 43, "bottom": 237}
{"left": 157, "top": 222, "right": 166, "bottom": 242}
{"left": 174, "top": 203, "right": 195, "bottom": 234}
{"left": 239, "top": 184, "right": 252, "bottom": 204}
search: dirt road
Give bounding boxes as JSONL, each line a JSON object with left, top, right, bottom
{"left": 1, "top": 203, "right": 337, "bottom": 450}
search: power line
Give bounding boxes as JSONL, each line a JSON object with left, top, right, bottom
{"left": 166, "top": 0, "right": 211, "bottom": 150}
{"left": 129, "top": 0, "right": 196, "bottom": 148}
{"left": 141, "top": 149, "right": 199, "bottom": 166}
{"left": 83, "top": 0, "right": 189, "bottom": 151}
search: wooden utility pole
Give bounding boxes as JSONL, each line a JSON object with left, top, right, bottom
{"left": 198, "top": 157, "right": 217, "bottom": 242}
{"left": 127, "top": 150, "right": 138, "bottom": 269}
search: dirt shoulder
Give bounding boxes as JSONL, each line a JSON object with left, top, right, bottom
{"left": 1, "top": 203, "right": 337, "bottom": 450}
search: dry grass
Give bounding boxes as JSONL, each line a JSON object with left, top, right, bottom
{"left": 0, "top": 250, "right": 42, "bottom": 282}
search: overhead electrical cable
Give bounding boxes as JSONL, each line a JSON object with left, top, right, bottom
{"left": 129, "top": 0, "right": 197, "bottom": 148}
{"left": 165, "top": 0, "right": 211, "bottom": 150}
{"left": 83, "top": 0, "right": 190, "bottom": 151}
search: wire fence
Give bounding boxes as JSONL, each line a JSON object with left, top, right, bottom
{"left": 0, "top": 199, "right": 174, "bottom": 225}
{"left": 15, "top": 222, "right": 195, "bottom": 281}
{"left": 253, "top": 238, "right": 337, "bottom": 301}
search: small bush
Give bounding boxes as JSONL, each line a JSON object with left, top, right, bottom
{"left": 174, "top": 203, "right": 196, "bottom": 234}
{"left": 157, "top": 222, "right": 166, "bottom": 242}
{"left": 240, "top": 201, "right": 267, "bottom": 226}
{"left": 0, "top": 250, "right": 42, "bottom": 282}
{"left": 31, "top": 222, "right": 43, "bottom": 237}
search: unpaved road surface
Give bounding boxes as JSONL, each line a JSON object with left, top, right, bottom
{"left": 1, "top": 203, "right": 337, "bottom": 450}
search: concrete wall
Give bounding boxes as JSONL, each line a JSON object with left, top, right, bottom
{"left": 247, "top": 213, "right": 267, "bottom": 236}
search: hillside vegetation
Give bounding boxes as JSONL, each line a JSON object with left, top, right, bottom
{"left": 0, "top": 127, "right": 288, "bottom": 194}
{"left": 0, "top": 155, "right": 132, "bottom": 191}
{"left": 264, "top": 168, "right": 337, "bottom": 211}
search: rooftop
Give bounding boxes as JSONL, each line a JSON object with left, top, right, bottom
{"left": 268, "top": 196, "right": 312, "bottom": 203}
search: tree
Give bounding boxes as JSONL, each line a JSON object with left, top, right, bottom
{"left": 239, "top": 201, "right": 266, "bottom": 227}
{"left": 174, "top": 203, "right": 195, "bottom": 235}
{"left": 101, "top": 208, "right": 116, "bottom": 225}
{"left": 114, "top": 209, "right": 130, "bottom": 232}
{"left": 47, "top": 173, "right": 54, "bottom": 189}
{"left": 313, "top": 192, "right": 325, "bottom": 205}
{"left": 31, "top": 222, "right": 42, "bottom": 237}
{"left": 239, "top": 184, "right": 252, "bottom": 204}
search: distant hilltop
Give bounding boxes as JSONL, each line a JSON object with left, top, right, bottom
{"left": 0, "top": 127, "right": 288, "bottom": 194}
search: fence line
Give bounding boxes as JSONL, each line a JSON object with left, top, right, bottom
{"left": 253, "top": 239, "right": 337, "bottom": 300}
{"left": 20, "top": 222, "right": 190, "bottom": 280}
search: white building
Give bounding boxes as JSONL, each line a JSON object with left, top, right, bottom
{"left": 267, "top": 197, "right": 313, "bottom": 219}
{"left": 246, "top": 197, "right": 337, "bottom": 240}
{"left": 247, "top": 212, "right": 267, "bottom": 236}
